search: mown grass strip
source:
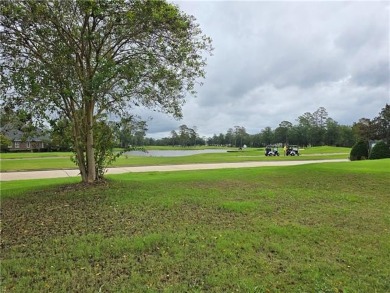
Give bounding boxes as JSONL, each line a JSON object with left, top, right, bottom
{"left": 0, "top": 146, "right": 350, "bottom": 172}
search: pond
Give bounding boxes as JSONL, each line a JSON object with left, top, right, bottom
{"left": 124, "top": 149, "right": 228, "bottom": 157}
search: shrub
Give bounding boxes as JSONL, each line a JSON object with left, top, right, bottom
{"left": 369, "top": 141, "right": 390, "bottom": 160}
{"left": 350, "top": 140, "right": 368, "bottom": 161}
{"left": 0, "top": 133, "right": 11, "bottom": 152}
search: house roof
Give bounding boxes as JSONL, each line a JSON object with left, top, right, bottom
{"left": 1, "top": 124, "right": 49, "bottom": 141}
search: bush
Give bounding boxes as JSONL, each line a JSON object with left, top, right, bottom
{"left": 0, "top": 133, "right": 11, "bottom": 152}
{"left": 369, "top": 141, "right": 390, "bottom": 160}
{"left": 350, "top": 140, "right": 368, "bottom": 161}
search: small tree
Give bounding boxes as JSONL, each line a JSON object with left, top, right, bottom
{"left": 1, "top": 0, "right": 212, "bottom": 183}
{"left": 93, "top": 121, "right": 120, "bottom": 179}
{"left": 49, "top": 118, "right": 73, "bottom": 151}
{"left": 372, "top": 104, "right": 390, "bottom": 144}
{"left": 0, "top": 133, "right": 11, "bottom": 152}
{"left": 369, "top": 141, "right": 390, "bottom": 160}
{"left": 350, "top": 140, "right": 369, "bottom": 161}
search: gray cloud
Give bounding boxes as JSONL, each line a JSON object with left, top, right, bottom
{"left": 143, "top": 1, "right": 389, "bottom": 138}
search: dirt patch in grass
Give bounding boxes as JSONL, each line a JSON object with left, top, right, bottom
{"left": 2, "top": 184, "right": 107, "bottom": 247}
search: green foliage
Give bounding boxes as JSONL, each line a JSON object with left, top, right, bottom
{"left": 353, "top": 104, "right": 390, "bottom": 144}
{"left": 350, "top": 140, "right": 369, "bottom": 161}
{"left": 369, "top": 141, "right": 390, "bottom": 160}
{"left": 48, "top": 118, "right": 73, "bottom": 151}
{"left": 70, "top": 120, "right": 122, "bottom": 180}
{"left": 0, "top": 133, "right": 11, "bottom": 152}
{"left": 113, "top": 117, "right": 148, "bottom": 148}
{"left": 0, "top": 0, "right": 212, "bottom": 183}
{"left": 373, "top": 104, "right": 390, "bottom": 144}
{"left": 93, "top": 121, "right": 122, "bottom": 179}
{"left": 199, "top": 107, "right": 353, "bottom": 148}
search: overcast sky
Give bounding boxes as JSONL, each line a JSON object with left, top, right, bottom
{"left": 140, "top": 0, "right": 389, "bottom": 138}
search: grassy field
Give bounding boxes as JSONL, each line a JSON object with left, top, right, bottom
{"left": 0, "top": 146, "right": 350, "bottom": 172}
{"left": 1, "top": 159, "right": 389, "bottom": 292}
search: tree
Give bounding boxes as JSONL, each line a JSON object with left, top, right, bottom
{"left": 170, "top": 130, "right": 178, "bottom": 146}
{"left": 1, "top": 0, "right": 212, "bottom": 183}
{"left": 274, "top": 120, "right": 292, "bottom": 144}
{"left": 295, "top": 107, "right": 330, "bottom": 146}
{"left": 233, "top": 126, "right": 246, "bottom": 147}
{"left": 350, "top": 140, "right": 369, "bottom": 161}
{"left": 372, "top": 104, "right": 390, "bottom": 144}
{"left": 369, "top": 141, "right": 390, "bottom": 160}
{"left": 189, "top": 126, "right": 198, "bottom": 146}
{"left": 324, "top": 118, "right": 339, "bottom": 146}
{"left": 352, "top": 118, "right": 372, "bottom": 142}
{"left": 260, "top": 127, "right": 274, "bottom": 145}
{"left": 179, "top": 124, "right": 190, "bottom": 146}
{"left": 336, "top": 125, "right": 354, "bottom": 147}
{"left": 297, "top": 112, "right": 314, "bottom": 146}
{"left": 115, "top": 118, "right": 133, "bottom": 148}
{"left": 0, "top": 133, "right": 11, "bottom": 152}
{"left": 49, "top": 118, "right": 73, "bottom": 151}
{"left": 225, "top": 128, "right": 234, "bottom": 146}
{"left": 313, "top": 106, "right": 328, "bottom": 128}
{"left": 111, "top": 116, "right": 147, "bottom": 148}
{"left": 217, "top": 133, "right": 225, "bottom": 146}
{"left": 133, "top": 120, "right": 148, "bottom": 146}
{"left": 0, "top": 106, "right": 40, "bottom": 143}
{"left": 90, "top": 120, "right": 119, "bottom": 178}
{"left": 251, "top": 133, "right": 262, "bottom": 147}
{"left": 312, "top": 107, "right": 328, "bottom": 145}
{"left": 0, "top": 107, "right": 31, "bottom": 130}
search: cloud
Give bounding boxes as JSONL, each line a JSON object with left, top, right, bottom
{"left": 144, "top": 1, "right": 389, "bottom": 138}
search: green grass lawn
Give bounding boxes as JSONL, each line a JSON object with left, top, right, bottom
{"left": 0, "top": 146, "right": 350, "bottom": 172}
{"left": 1, "top": 159, "right": 389, "bottom": 292}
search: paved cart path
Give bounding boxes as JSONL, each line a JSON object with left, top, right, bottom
{"left": 0, "top": 159, "right": 349, "bottom": 181}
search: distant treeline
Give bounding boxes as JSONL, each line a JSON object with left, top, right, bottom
{"left": 2, "top": 105, "right": 388, "bottom": 151}
{"left": 144, "top": 105, "right": 389, "bottom": 148}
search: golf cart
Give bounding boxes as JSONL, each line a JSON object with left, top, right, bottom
{"left": 286, "top": 145, "right": 299, "bottom": 156}
{"left": 265, "top": 145, "right": 280, "bottom": 156}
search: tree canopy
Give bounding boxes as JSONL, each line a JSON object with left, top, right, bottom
{"left": 0, "top": 0, "right": 212, "bottom": 182}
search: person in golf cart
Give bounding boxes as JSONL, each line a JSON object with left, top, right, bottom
{"left": 272, "top": 146, "right": 279, "bottom": 156}
{"left": 286, "top": 145, "right": 299, "bottom": 156}
{"left": 264, "top": 145, "right": 280, "bottom": 156}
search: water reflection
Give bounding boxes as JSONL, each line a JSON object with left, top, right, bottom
{"left": 125, "top": 149, "right": 227, "bottom": 157}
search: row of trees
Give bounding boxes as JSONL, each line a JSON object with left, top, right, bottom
{"left": 49, "top": 116, "right": 149, "bottom": 151}
{"left": 352, "top": 104, "right": 390, "bottom": 145}
{"left": 4, "top": 105, "right": 387, "bottom": 151}
{"left": 148, "top": 105, "right": 389, "bottom": 148}
{"left": 151, "top": 107, "right": 355, "bottom": 147}
{"left": 349, "top": 104, "right": 390, "bottom": 161}
{"left": 148, "top": 125, "right": 247, "bottom": 147}
{"left": 3, "top": 104, "right": 388, "bottom": 150}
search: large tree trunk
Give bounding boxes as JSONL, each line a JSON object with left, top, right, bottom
{"left": 85, "top": 101, "right": 96, "bottom": 183}
{"left": 72, "top": 120, "right": 87, "bottom": 182}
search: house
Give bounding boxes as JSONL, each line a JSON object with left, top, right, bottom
{"left": 1, "top": 125, "right": 48, "bottom": 151}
